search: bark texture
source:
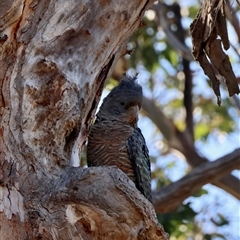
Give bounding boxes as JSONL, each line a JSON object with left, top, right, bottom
{"left": 0, "top": 0, "right": 169, "bottom": 239}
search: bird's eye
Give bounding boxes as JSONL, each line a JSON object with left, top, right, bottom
{"left": 120, "top": 102, "right": 125, "bottom": 106}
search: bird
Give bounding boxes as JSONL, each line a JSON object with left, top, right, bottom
{"left": 87, "top": 74, "right": 152, "bottom": 203}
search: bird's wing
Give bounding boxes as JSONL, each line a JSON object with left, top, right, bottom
{"left": 127, "top": 128, "right": 152, "bottom": 203}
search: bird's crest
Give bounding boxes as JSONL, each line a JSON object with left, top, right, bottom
{"left": 122, "top": 72, "right": 139, "bottom": 82}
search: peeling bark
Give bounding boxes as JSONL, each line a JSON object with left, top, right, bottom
{"left": 0, "top": 0, "right": 169, "bottom": 239}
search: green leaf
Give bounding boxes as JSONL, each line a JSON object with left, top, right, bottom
{"left": 192, "top": 188, "right": 208, "bottom": 197}
{"left": 194, "top": 123, "right": 210, "bottom": 141}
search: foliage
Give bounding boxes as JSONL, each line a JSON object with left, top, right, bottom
{"left": 157, "top": 203, "right": 199, "bottom": 239}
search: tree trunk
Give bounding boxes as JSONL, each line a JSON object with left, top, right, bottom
{"left": 0, "top": 0, "right": 168, "bottom": 239}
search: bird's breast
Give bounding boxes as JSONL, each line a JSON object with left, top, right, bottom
{"left": 87, "top": 121, "right": 136, "bottom": 182}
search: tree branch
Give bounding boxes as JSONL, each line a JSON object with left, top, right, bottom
{"left": 36, "top": 166, "right": 168, "bottom": 239}
{"left": 142, "top": 97, "right": 240, "bottom": 200}
{"left": 183, "top": 59, "right": 194, "bottom": 141}
{"left": 153, "top": 148, "right": 240, "bottom": 213}
{"left": 168, "top": 3, "right": 194, "bottom": 141}
{"left": 225, "top": 0, "right": 240, "bottom": 43}
{"left": 153, "top": 2, "right": 194, "bottom": 61}
{"left": 155, "top": 2, "right": 195, "bottom": 140}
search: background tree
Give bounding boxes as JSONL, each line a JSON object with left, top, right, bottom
{"left": 0, "top": 0, "right": 239, "bottom": 240}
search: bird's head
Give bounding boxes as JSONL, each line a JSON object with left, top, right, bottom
{"left": 97, "top": 74, "right": 143, "bottom": 125}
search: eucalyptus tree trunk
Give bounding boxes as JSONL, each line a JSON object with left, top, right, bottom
{"left": 0, "top": 0, "right": 168, "bottom": 239}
